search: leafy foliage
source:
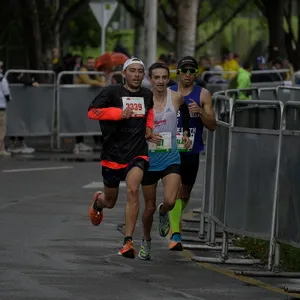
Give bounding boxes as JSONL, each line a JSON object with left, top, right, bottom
{"left": 63, "top": 8, "right": 101, "bottom": 50}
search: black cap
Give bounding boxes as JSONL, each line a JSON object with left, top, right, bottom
{"left": 177, "top": 56, "right": 198, "bottom": 70}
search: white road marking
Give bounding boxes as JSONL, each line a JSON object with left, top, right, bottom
{"left": 83, "top": 181, "right": 126, "bottom": 189}
{"left": 2, "top": 166, "right": 73, "bottom": 173}
{"left": 82, "top": 181, "right": 203, "bottom": 189}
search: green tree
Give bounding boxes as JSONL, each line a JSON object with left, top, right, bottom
{"left": 63, "top": 8, "right": 101, "bottom": 53}
{"left": 119, "top": 0, "right": 249, "bottom": 58}
{"left": 0, "top": 0, "right": 91, "bottom": 69}
{"left": 256, "top": 0, "right": 300, "bottom": 68}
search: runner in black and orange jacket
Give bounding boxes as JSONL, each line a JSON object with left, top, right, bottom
{"left": 87, "top": 57, "right": 154, "bottom": 259}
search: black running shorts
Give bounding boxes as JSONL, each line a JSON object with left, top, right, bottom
{"left": 180, "top": 153, "right": 200, "bottom": 187}
{"left": 102, "top": 158, "right": 149, "bottom": 188}
{"left": 141, "top": 164, "right": 181, "bottom": 186}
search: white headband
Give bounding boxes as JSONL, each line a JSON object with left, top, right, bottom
{"left": 122, "top": 58, "right": 145, "bottom": 71}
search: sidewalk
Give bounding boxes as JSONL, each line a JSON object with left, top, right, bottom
{"left": 181, "top": 209, "right": 300, "bottom": 299}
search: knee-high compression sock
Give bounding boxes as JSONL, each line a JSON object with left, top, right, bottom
{"left": 169, "top": 199, "right": 187, "bottom": 234}
{"left": 181, "top": 200, "right": 188, "bottom": 212}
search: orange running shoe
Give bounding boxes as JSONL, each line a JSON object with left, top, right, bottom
{"left": 89, "top": 191, "right": 104, "bottom": 226}
{"left": 169, "top": 233, "right": 183, "bottom": 251}
{"left": 118, "top": 240, "right": 136, "bottom": 259}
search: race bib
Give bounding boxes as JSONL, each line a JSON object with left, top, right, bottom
{"left": 176, "top": 131, "right": 194, "bottom": 152}
{"left": 122, "top": 97, "right": 145, "bottom": 117}
{"left": 148, "top": 132, "right": 172, "bottom": 152}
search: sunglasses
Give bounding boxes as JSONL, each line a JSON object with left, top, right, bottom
{"left": 179, "top": 68, "right": 198, "bottom": 74}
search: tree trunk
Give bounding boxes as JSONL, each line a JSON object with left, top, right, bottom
{"left": 24, "top": 0, "right": 43, "bottom": 70}
{"left": 176, "top": 0, "right": 199, "bottom": 58}
{"left": 264, "top": 0, "right": 285, "bottom": 61}
{"left": 54, "top": 0, "right": 61, "bottom": 50}
{"left": 293, "top": 0, "right": 300, "bottom": 70}
{"left": 133, "top": 0, "right": 145, "bottom": 59}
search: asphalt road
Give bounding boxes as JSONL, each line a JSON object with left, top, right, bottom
{"left": 0, "top": 155, "right": 288, "bottom": 299}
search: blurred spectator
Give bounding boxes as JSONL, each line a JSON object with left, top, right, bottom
{"left": 52, "top": 48, "right": 63, "bottom": 75}
{"left": 207, "top": 65, "right": 228, "bottom": 84}
{"left": 0, "top": 61, "right": 11, "bottom": 156}
{"left": 61, "top": 53, "right": 75, "bottom": 84}
{"left": 158, "top": 54, "right": 168, "bottom": 64}
{"left": 114, "top": 39, "right": 131, "bottom": 58}
{"left": 209, "top": 56, "right": 216, "bottom": 68}
{"left": 7, "top": 73, "right": 37, "bottom": 154}
{"left": 97, "top": 64, "right": 116, "bottom": 85}
{"left": 251, "top": 56, "right": 274, "bottom": 83}
{"left": 73, "top": 55, "right": 83, "bottom": 83}
{"left": 142, "top": 75, "right": 152, "bottom": 89}
{"left": 294, "top": 69, "right": 300, "bottom": 85}
{"left": 234, "top": 53, "right": 240, "bottom": 65}
{"left": 236, "top": 61, "right": 252, "bottom": 100}
{"left": 271, "top": 58, "right": 285, "bottom": 81}
{"left": 222, "top": 52, "right": 239, "bottom": 80}
{"left": 272, "top": 57, "right": 283, "bottom": 70}
{"left": 167, "top": 52, "right": 175, "bottom": 61}
{"left": 198, "top": 56, "right": 210, "bottom": 77}
{"left": 74, "top": 55, "right": 82, "bottom": 71}
{"left": 283, "top": 58, "right": 294, "bottom": 82}
{"left": 197, "top": 55, "right": 216, "bottom": 85}
{"left": 74, "top": 56, "right": 105, "bottom": 87}
{"left": 73, "top": 57, "right": 105, "bottom": 154}
{"left": 168, "top": 56, "right": 177, "bottom": 83}
{"left": 110, "top": 65, "right": 123, "bottom": 84}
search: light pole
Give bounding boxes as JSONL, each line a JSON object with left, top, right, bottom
{"left": 144, "top": 0, "right": 158, "bottom": 68}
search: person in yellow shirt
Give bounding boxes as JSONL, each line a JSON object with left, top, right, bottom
{"left": 74, "top": 57, "right": 105, "bottom": 87}
{"left": 168, "top": 58, "right": 178, "bottom": 82}
{"left": 283, "top": 58, "right": 294, "bottom": 82}
{"left": 222, "top": 52, "right": 239, "bottom": 80}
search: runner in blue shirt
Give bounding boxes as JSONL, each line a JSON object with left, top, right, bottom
{"left": 169, "top": 56, "right": 216, "bottom": 250}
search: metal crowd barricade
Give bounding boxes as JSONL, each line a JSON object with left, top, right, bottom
{"left": 208, "top": 96, "right": 232, "bottom": 245}
{"left": 258, "top": 87, "right": 277, "bottom": 100}
{"left": 212, "top": 90, "right": 226, "bottom": 96}
{"left": 277, "top": 101, "right": 300, "bottom": 250}
{"left": 224, "top": 89, "right": 238, "bottom": 98}
{"left": 199, "top": 124, "right": 213, "bottom": 240}
{"left": 224, "top": 100, "right": 283, "bottom": 266}
{"left": 201, "top": 71, "right": 237, "bottom": 79}
{"left": 206, "top": 83, "right": 229, "bottom": 94}
{"left": 199, "top": 94, "right": 233, "bottom": 242}
{"left": 234, "top": 101, "right": 300, "bottom": 278}
{"left": 277, "top": 86, "right": 300, "bottom": 130}
{"left": 252, "top": 81, "right": 286, "bottom": 90}
{"left": 235, "top": 99, "right": 280, "bottom": 130}
{"left": 195, "top": 98, "right": 284, "bottom": 265}
{"left": 202, "top": 69, "right": 290, "bottom": 80}
{"left": 237, "top": 87, "right": 259, "bottom": 99}
{"left": 4, "top": 69, "right": 56, "bottom": 146}
{"left": 198, "top": 96, "right": 244, "bottom": 255}
{"left": 277, "top": 85, "right": 300, "bottom": 102}
{"left": 195, "top": 90, "right": 300, "bottom": 278}
{"left": 56, "top": 71, "right": 105, "bottom": 149}
{"left": 207, "top": 82, "right": 284, "bottom": 95}
{"left": 199, "top": 95, "right": 231, "bottom": 243}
